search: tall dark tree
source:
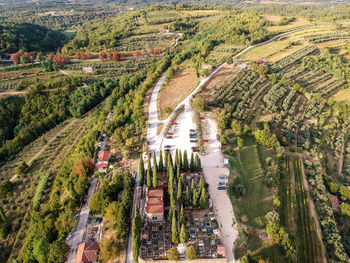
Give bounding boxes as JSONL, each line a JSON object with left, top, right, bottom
{"left": 146, "top": 157, "right": 151, "bottom": 188}
{"left": 139, "top": 155, "right": 144, "bottom": 186}
{"left": 195, "top": 154, "right": 201, "bottom": 171}
{"left": 180, "top": 223, "right": 188, "bottom": 244}
{"left": 158, "top": 150, "right": 163, "bottom": 173}
{"left": 180, "top": 204, "right": 185, "bottom": 225}
{"left": 171, "top": 214, "right": 179, "bottom": 244}
{"left": 153, "top": 151, "right": 157, "bottom": 171}
{"left": 152, "top": 164, "right": 157, "bottom": 189}
{"left": 183, "top": 150, "right": 189, "bottom": 172}
{"left": 185, "top": 186, "right": 191, "bottom": 207}
{"left": 199, "top": 188, "right": 208, "bottom": 209}
{"left": 179, "top": 149, "right": 182, "bottom": 170}
{"left": 190, "top": 152, "right": 195, "bottom": 172}
{"left": 164, "top": 150, "right": 168, "bottom": 171}
{"left": 177, "top": 177, "right": 183, "bottom": 202}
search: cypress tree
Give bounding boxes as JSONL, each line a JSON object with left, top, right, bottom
{"left": 192, "top": 189, "right": 199, "bottom": 208}
{"left": 171, "top": 214, "right": 179, "bottom": 244}
{"left": 190, "top": 152, "right": 195, "bottom": 172}
{"left": 183, "top": 150, "right": 189, "bottom": 172}
{"left": 200, "top": 187, "right": 208, "bottom": 209}
{"left": 199, "top": 177, "right": 204, "bottom": 193}
{"left": 195, "top": 154, "right": 201, "bottom": 171}
{"left": 175, "top": 149, "right": 179, "bottom": 167}
{"left": 152, "top": 164, "right": 157, "bottom": 188}
{"left": 153, "top": 152, "right": 157, "bottom": 171}
{"left": 164, "top": 150, "right": 168, "bottom": 171}
{"left": 139, "top": 155, "right": 144, "bottom": 186}
{"left": 180, "top": 204, "right": 185, "bottom": 225}
{"left": 158, "top": 150, "right": 163, "bottom": 173}
{"left": 176, "top": 165, "right": 180, "bottom": 180}
{"left": 191, "top": 179, "right": 195, "bottom": 193}
{"left": 169, "top": 153, "right": 173, "bottom": 167}
{"left": 177, "top": 177, "right": 183, "bottom": 202}
{"left": 179, "top": 149, "right": 182, "bottom": 170}
{"left": 146, "top": 157, "right": 151, "bottom": 188}
{"left": 185, "top": 186, "right": 191, "bottom": 207}
{"left": 180, "top": 223, "right": 188, "bottom": 244}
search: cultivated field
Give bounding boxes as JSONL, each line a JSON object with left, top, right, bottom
{"left": 158, "top": 67, "right": 197, "bottom": 118}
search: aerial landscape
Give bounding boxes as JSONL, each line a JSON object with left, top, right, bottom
{"left": 1, "top": 0, "right": 350, "bottom": 262}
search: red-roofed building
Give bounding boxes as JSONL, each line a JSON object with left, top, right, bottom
{"left": 330, "top": 194, "right": 340, "bottom": 211}
{"left": 97, "top": 151, "right": 109, "bottom": 173}
{"left": 146, "top": 188, "right": 164, "bottom": 222}
{"left": 75, "top": 242, "right": 99, "bottom": 263}
{"left": 256, "top": 59, "right": 266, "bottom": 65}
{"left": 217, "top": 245, "right": 226, "bottom": 257}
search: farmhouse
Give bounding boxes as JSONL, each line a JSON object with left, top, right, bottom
{"left": 75, "top": 242, "right": 99, "bottom": 263}
{"left": 145, "top": 188, "right": 164, "bottom": 222}
{"left": 97, "top": 151, "right": 109, "bottom": 173}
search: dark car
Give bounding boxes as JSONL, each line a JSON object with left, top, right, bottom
{"left": 190, "top": 129, "right": 196, "bottom": 133}
{"left": 193, "top": 149, "right": 199, "bottom": 152}
{"left": 190, "top": 140, "right": 197, "bottom": 143}
{"left": 218, "top": 186, "right": 226, "bottom": 190}
{"left": 216, "top": 134, "right": 220, "bottom": 140}
{"left": 166, "top": 136, "right": 173, "bottom": 139}
{"left": 189, "top": 134, "right": 197, "bottom": 138}
{"left": 164, "top": 145, "right": 171, "bottom": 149}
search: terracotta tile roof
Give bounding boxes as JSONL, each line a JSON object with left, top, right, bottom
{"left": 98, "top": 152, "right": 109, "bottom": 162}
{"left": 146, "top": 188, "right": 164, "bottom": 215}
{"left": 97, "top": 163, "right": 108, "bottom": 169}
{"left": 147, "top": 188, "right": 163, "bottom": 197}
{"left": 148, "top": 196, "right": 163, "bottom": 205}
{"left": 75, "top": 242, "right": 99, "bottom": 263}
{"left": 146, "top": 204, "right": 164, "bottom": 214}
{"left": 217, "top": 245, "right": 226, "bottom": 256}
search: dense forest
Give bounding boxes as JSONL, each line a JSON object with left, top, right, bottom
{"left": 0, "top": 22, "right": 66, "bottom": 57}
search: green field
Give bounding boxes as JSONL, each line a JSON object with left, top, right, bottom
{"left": 230, "top": 146, "right": 274, "bottom": 227}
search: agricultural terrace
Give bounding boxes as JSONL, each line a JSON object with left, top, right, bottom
{"left": 239, "top": 25, "right": 346, "bottom": 63}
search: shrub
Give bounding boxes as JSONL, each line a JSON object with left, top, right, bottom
{"left": 186, "top": 245, "right": 197, "bottom": 260}
{"left": 167, "top": 247, "right": 180, "bottom": 260}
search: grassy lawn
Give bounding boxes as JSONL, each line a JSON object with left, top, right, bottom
{"left": 229, "top": 145, "right": 274, "bottom": 228}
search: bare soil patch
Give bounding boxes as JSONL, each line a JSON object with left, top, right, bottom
{"left": 159, "top": 67, "right": 197, "bottom": 117}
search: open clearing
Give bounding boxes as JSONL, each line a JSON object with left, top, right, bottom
{"left": 158, "top": 67, "right": 197, "bottom": 118}
{"left": 266, "top": 17, "right": 312, "bottom": 32}
{"left": 332, "top": 88, "right": 350, "bottom": 105}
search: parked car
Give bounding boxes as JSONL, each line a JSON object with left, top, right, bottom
{"left": 66, "top": 234, "right": 72, "bottom": 241}
{"left": 190, "top": 140, "right": 197, "bottom": 143}
{"left": 164, "top": 145, "right": 171, "bottom": 149}
{"left": 191, "top": 147, "right": 197, "bottom": 150}
{"left": 168, "top": 132, "right": 173, "bottom": 135}
{"left": 148, "top": 122, "right": 151, "bottom": 127}
{"left": 173, "top": 122, "right": 178, "bottom": 125}
{"left": 218, "top": 186, "right": 227, "bottom": 190}
{"left": 190, "top": 129, "right": 196, "bottom": 132}
{"left": 166, "top": 136, "right": 173, "bottom": 139}
{"left": 200, "top": 117, "right": 205, "bottom": 120}
{"left": 219, "top": 176, "right": 227, "bottom": 179}
{"left": 216, "top": 134, "right": 220, "bottom": 140}
{"left": 203, "top": 139, "right": 208, "bottom": 143}
{"left": 218, "top": 181, "right": 225, "bottom": 186}
{"left": 193, "top": 149, "right": 199, "bottom": 152}
{"left": 189, "top": 134, "right": 197, "bottom": 138}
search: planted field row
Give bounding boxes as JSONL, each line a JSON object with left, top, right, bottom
{"left": 208, "top": 69, "right": 257, "bottom": 106}
{"left": 262, "top": 83, "right": 289, "bottom": 112}
{"left": 311, "top": 78, "right": 345, "bottom": 98}
{"left": 293, "top": 157, "right": 320, "bottom": 263}
{"left": 62, "top": 58, "right": 155, "bottom": 70}
{"left": 305, "top": 33, "right": 350, "bottom": 43}
{"left": 271, "top": 46, "right": 319, "bottom": 72}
